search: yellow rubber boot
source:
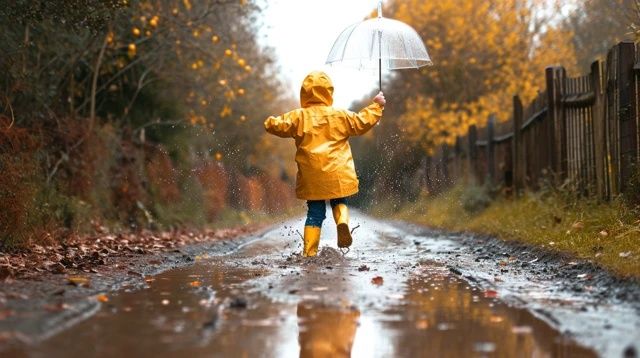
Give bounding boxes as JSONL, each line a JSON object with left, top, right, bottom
{"left": 332, "top": 204, "right": 352, "bottom": 248}
{"left": 303, "top": 226, "right": 321, "bottom": 257}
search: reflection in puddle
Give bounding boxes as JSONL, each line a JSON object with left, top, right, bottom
{"left": 380, "top": 265, "right": 596, "bottom": 357}
{"left": 21, "top": 254, "right": 595, "bottom": 357}
{"left": 297, "top": 302, "right": 359, "bottom": 357}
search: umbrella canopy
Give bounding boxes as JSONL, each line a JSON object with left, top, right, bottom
{"left": 326, "top": 1, "right": 432, "bottom": 91}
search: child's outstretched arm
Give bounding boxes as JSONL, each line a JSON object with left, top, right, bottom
{"left": 264, "top": 110, "right": 300, "bottom": 138}
{"left": 344, "top": 92, "right": 386, "bottom": 136}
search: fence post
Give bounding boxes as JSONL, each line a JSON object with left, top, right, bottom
{"left": 591, "top": 60, "right": 607, "bottom": 200}
{"left": 618, "top": 41, "right": 638, "bottom": 194}
{"left": 513, "top": 96, "right": 524, "bottom": 194}
{"left": 545, "top": 68, "right": 558, "bottom": 175}
{"left": 487, "top": 115, "right": 496, "bottom": 184}
{"left": 545, "top": 66, "right": 566, "bottom": 181}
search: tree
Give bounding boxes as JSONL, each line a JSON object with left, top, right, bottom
{"left": 0, "top": 0, "right": 297, "bottom": 241}
{"left": 388, "top": 0, "right": 577, "bottom": 155}
{"left": 565, "top": 0, "right": 637, "bottom": 70}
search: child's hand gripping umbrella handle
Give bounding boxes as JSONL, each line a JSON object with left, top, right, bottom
{"left": 374, "top": 91, "right": 386, "bottom": 107}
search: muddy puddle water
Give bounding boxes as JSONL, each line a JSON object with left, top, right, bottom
{"left": 14, "top": 217, "right": 595, "bottom": 357}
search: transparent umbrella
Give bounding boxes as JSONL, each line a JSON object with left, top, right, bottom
{"left": 326, "top": 0, "right": 432, "bottom": 91}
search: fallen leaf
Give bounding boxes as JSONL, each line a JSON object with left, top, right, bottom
{"left": 44, "top": 303, "right": 70, "bottom": 312}
{"left": 0, "top": 310, "right": 15, "bottom": 320}
{"left": 483, "top": 290, "right": 498, "bottom": 298}
{"left": 489, "top": 315, "right": 503, "bottom": 323}
{"left": 96, "top": 294, "right": 109, "bottom": 303}
{"left": 371, "top": 276, "right": 384, "bottom": 286}
{"left": 49, "top": 262, "right": 66, "bottom": 274}
{"left": 189, "top": 281, "right": 201, "bottom": 287}
{"left": 0, "top": 266, "right": 14, "bottom": 280}
{"left": 67, "top": 276, "right": 90, "bottom": 287}
{"left": 415, "top": 320, "right": 429, "bottom": 330}
{"left": 572, "top": 221, "right": 584, "bottom": 230}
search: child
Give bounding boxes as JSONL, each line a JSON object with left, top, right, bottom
{"left": 264, "top": 71, "right": 385, "bottom": 257}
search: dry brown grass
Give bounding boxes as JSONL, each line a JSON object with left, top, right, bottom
{"left": 383, "top": 184, "right": 640, "bottom": 278}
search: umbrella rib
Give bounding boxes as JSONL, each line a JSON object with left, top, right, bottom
{"left": 369, "top": 29, "right": 377, "bottom": 62}
{"left": 339, "top": 24, "right": 359, "bottom": 62}
{"left": 397, "top": 31, "right": 416, "bottom": 68}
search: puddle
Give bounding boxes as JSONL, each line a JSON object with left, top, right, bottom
{"left": 10, "top": 215, "right": 597, "bottom": 357}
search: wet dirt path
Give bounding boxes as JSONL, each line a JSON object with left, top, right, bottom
{"left": 10, "top": 213, "right": 635, "bottom": 357}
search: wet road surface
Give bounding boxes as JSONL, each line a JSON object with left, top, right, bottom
{"left": 9, "top": 213, "right": 631, "bottom": 357}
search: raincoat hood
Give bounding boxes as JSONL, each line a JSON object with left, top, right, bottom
{"left": 300, "top": 71, "right": 334, "bottom": 108}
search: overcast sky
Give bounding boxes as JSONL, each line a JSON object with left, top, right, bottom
{"left": 259, "top": 0, "right": 383, "bottom": 109}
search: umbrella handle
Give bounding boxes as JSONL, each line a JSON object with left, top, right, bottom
{"left": 378, "top": 0, "right": 382, "bottom": 92}
{"left": 378, "top": 29, "right": 382, "bottom": 92}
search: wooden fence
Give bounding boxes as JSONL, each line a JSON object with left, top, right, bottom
{"left": 425, "top": 42, "right": 640, "bottom": 199}
{"left": 425, "top": 41, "right": 640, "bottom": 200}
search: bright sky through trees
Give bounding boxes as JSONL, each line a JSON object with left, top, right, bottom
{"left": 260, "top": 0, "right": 381, "bottom": 109}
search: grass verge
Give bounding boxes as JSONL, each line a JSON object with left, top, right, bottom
{"left": 373, "top": 184, "right": 640, "bottom": 278}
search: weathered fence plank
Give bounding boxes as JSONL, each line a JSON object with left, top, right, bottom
{"left": 513, "top": 95, "right": 524, "bottom": 193}
{"left": 591, "top": 60, "right": 608, "bottom": 199}
{"left": 618, "top": 42, "right": 638, "bottom": 193}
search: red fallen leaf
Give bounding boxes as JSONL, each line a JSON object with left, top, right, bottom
{"left": 0, "top": 310, "right": 15, "bottom": 320}
{"left": 371, "top": 276, "right": 384, "bottom": 286}
{"left": 189, "top": 281, "right": 201, "bottom": 287}
{"left": 44, "top": 303, "right": 70, "bottom": 312}
{"left": 95, "top": 294, "right": 109, "bottom": 303}
{"left": 483, "top": 290, "right": 498, "bottom": 298}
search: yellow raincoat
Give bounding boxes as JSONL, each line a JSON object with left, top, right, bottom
{"left": 264, "top": 71, "right": 383, "bottom": 200}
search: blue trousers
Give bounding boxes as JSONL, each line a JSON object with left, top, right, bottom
{"left": 305, "top": 198, "right": 347, "bottom": 227}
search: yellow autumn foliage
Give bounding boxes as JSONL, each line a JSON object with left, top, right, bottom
{"left": 388, "top": 0, "right": 577, "bottom": 154}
